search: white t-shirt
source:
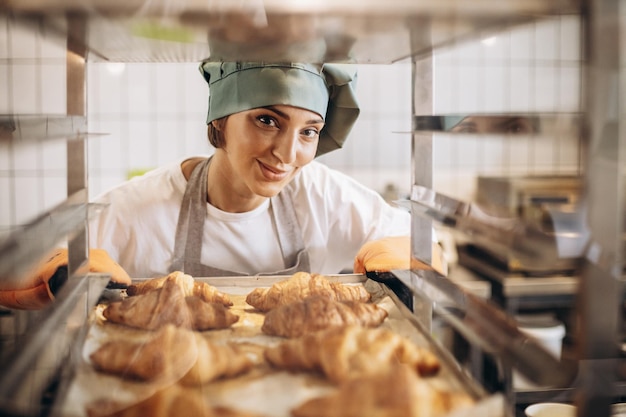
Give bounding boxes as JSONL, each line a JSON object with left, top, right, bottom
{"left": 89, "top": 158, "right": 410, "bottom": 278}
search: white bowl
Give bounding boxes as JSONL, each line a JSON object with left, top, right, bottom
{"left": 525, "top": 403, "right": 576, "bottom": 417}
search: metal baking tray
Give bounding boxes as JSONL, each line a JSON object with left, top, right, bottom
{"left": 51, "top": 274, "right": 505, "bottom": 417}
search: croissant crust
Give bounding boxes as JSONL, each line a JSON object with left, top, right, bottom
{"left": 90, "top": 325, "right": 253, "bottom": 385}
{"left": 103, "top": 277, "right": 238, "bottom": 330}
{"left": 265, "top": 325, "right": 441, "bottom": 383}
{"left": 291, "top": 364, "right": 474, "bottom": 417}
{"left": 246, "top": 272, "right": 371, "bottom": 312}
{"left": 127, "top": 271, "right": 232, "bottom": 306}
{"left": 261, "top": 295, "right": 388, "bottom": 338}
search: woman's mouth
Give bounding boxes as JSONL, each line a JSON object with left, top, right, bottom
{"left": 258, "top": 161, "right": 290, "bottom": 182}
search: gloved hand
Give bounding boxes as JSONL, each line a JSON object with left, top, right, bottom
{"left": 0, "top": 248, "right": 131, "bottom": 310}
{"left": 354, "top": 236, "right": 447, "bottom": 275}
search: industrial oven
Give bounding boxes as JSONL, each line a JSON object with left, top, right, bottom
{"left": 0, "top": 1, "right": 624, "bottom": 417}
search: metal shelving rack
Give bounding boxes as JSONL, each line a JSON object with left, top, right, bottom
{"left": 1, "top": 1, "right": 622, "bottom": 417}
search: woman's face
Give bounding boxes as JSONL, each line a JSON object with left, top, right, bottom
{"left": 217, "top": 105, "right": 324, "bottom": 198}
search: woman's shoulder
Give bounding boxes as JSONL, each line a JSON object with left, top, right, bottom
{"left": 294, "top": 160, "right": 353, "bottom": 186}
{"left": 292, "top": 161, "right": 374, "bottom": 194}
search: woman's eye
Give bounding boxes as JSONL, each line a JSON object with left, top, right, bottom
{"left": 302, "top": 128, "right": 320, "bottom": 139}
{"left": 257, "top": 115, "right": 277, "bottom": 127}
{"left": 505, "top": 120, "right": 533, "bottom": 133}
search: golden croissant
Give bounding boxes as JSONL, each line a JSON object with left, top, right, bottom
{"left": 261, "top": 295, "right": 388, "bottom": 338}
{"left": 291, "top": 364, "right": 475, "bottom": 417}
{"left": 265, "top": 325, "right": 441, "bottom": 383}
{"left": 86, "top": 384, "right": 264, "bottom": 417}
{"left": 103, "top": 277, "right": 238, "bottom": 331}
{"left": 246, "top": 272, "right": 371, "bottom": 312}
{"left": 127, "top": 271, "right": 232, "bottom": 306}
{"left": 90, "top": 325, "right": 253, "bottom": 385}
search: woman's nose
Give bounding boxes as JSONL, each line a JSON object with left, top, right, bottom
{"left": 272, "top": 130, "right": 298, "bottom": 164}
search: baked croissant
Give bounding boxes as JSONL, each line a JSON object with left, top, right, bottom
{"left": 86, "top": 384, "right": 264, "bottom": 417}
{"left": 90, "top": 325, "right": 197, "bottom": 382}
{"left": 90, "top": 325, "right": 254, "bottom": 385}
{"left": 127, "top": 271, "right": 232, "bottom": 306}
{"left": 261, "top": 295, "right": 388, "bottom": 338}
{"left": 291, "top": 364, "right": 475, "bottom": 417}
{"left": 265, "top": 325, "right": 441, "bottom": 383}
{"left": 246, "top": 272, "right": 371, "bottom": 312}
{"left": 180, "top": 332, "right": 255, "bottom": 386}
{"left": 103, "top": 278, "right": 238, "bottom": 331}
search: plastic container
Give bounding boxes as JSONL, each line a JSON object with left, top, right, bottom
{"left": 513, "top": 313, "right": 566, "bottom": 389}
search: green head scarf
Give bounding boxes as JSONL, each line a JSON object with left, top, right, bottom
{"left": 198, "top": 61, "right": 360, "bottom": 156}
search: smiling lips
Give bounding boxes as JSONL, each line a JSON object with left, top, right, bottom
{"left": 258, "top": 160, "right": 291, "bottom": 182}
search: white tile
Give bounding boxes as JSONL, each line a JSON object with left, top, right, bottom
{"left": 0, "top": 140, "right": 10, "bottom": 170}
{"left": 155, "top": 120, "right": 182, "bottom": 165}
{"left": 558, "top": 66, "right": 581, "bottom": 111}
{"left": 506, "top": 138, "right": 531, "bottom": 171}
{"left": 535, "top": 18, "right": 560, "bottom": 61}
{"left": 12, "top": 142, "right": 40, "bottom": 170}
{"left": 455, "top": 65, "right": 481, "bottom": 113}
{"left": 559, "top": 16, "right": 582, "bottom": 62}
{"left": 127, "top": 121, "right": 157, "bottom": 171}
{"left": 433, "top": 64, "right": 455, "bottom": 113}
{"left": 456, "top": 39, "right": 482, "bottom": 63}
{"left": 41, "top": 141, "right": 67, "bottom": 171}
{"left": 40, "top": 64, "right": 66, "bottom": 114}
{"left": 0, "top": 64, "right": 10, "bottom": 113}
{"left": 481, "top": 65, "right": 507, "bottom": 112}
{"left": 433, "top": 133, "right": 453, "bottom": 169}
{"left": 480, "top": 32, "right": 510, "bottom": 63}
{"left": 9, "top": 22, "right": 37, "bottom": 60}
{"left": 0, "top": 16, "right": 8, "bottom": 60}
{"left": 127, "top": 64, "right": 154, "bottom": 113}
{"left": 0, "top": 177, "right": 12, "bottom": 226}
{"left": 155, "top": 64, "right": 182, "bottom": 114}
{"left": 42, "top": 176, "right": 67, "bottom": 211}
{"left": 14, "top": 177, "right": 42, "bottom": 224}
{"left": 533, "top": 67, "right": 557, "bottom": 112}
{"left": 93, "top": 63, "right": 127, "bottom": 113}
{"left": 39, "top": 29, "right": 66, "bottom": 60}
{"left": 11, "top": 64, "right": 38, "bottom": 114}
{"left": 508, "top": 66, "right": 532, "bottom": 112}
{"left": 509, "top": 23, "right": 534, "bottom": 61}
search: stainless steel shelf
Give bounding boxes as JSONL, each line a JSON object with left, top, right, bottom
{"left": 1, "top": 0, "right": 581, "bottom": 63}
{"left": 413, "top": 112, "right": 582, "bottom": 137}
{"left": 407, "top": 185, "right": 587, "bottom": 274}
{"left": 0, "top": 194, "right": 106, "bottom": 286}
{"left": 392, "top": 268, "right": 578, "bottom": 388}
{"left": 0, "top": 115, "right": 106, "bottom": 143}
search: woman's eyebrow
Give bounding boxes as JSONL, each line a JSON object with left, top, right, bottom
{"left": 264, "top": 106, "right": 324, "bottom": 125}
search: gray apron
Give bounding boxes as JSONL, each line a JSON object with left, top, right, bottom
{"left": 170, "top": 158, "right": 311, "bottom": 277}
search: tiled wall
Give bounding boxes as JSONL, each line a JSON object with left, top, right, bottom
{"left": 0, "top": 14, "right": 582, "bottom": 235}
{"left": 0, "top": 17, "right": 69, "bottom": 237}
{"left": 431, "top": 15, "right": 582, "bottom": 202}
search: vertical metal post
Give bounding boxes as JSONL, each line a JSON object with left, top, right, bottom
{"left": 576, "top": 0, "right": 624, "bottom": 416}
{"left": 411, "top": 55, "right": 434, "bottom": 270}
{"left": 66, "top": 14, "right": 88, "bottom": 277}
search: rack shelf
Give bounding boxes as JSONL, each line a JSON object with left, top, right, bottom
{"left": 0, "top": 194, "right": 106, "bottom": 285}
{"left": 1, "top": 0, "right": 580, "bottom": 63}
{"left": 0, "top": 115, "right": 106, "bottom": 143}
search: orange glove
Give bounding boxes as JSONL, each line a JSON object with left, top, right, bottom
{"left": 354, "top": 236, "right": 446, "bottom": 275}
{"left": 0, "top": 248, "right": 130, "bottom": 310}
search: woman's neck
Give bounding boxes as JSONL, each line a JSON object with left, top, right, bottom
{"left": 206, "top": 151, "right": 268, "bottom": 213}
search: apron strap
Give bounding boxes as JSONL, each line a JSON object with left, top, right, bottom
{"left": 171, "top": 158, "right": 210, "bottom": 272}
{"left": 271, "top": 188, "right": 307, "bottom": 270}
